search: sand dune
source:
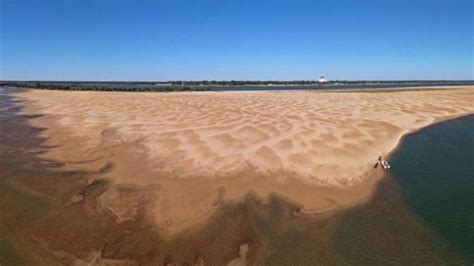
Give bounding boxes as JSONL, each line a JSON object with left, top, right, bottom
{"left": 17, "top": 87, "right": 474, "bottom": 230}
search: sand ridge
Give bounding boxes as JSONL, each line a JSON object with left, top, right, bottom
{"left": 16, "top": 86, "right": 474, "bottom": 230}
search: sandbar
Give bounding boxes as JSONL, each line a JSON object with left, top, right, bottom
{"left": 15, "top": 86, "right": 474, "bottom": 231}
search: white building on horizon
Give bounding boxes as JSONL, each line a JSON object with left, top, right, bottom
{"left": 319, "top": 76, "right": 328, "bottom": 83}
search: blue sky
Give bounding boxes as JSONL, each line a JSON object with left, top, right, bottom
{"left": 1, "top": 0, "right": 472, "bottom": 81}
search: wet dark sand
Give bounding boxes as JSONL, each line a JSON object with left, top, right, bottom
{"left": 0, "top": 89, "right": 470, "bottom": 265}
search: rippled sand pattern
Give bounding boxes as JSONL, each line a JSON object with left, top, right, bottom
{"left": 17, "top": 87, "right": 474, "bottom": 229}
{"left": 22, "top": 89, "right": 473, "bottom": 184}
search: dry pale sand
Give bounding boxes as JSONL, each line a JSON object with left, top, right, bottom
{"left": 16, "top": 86, "right": 474, "bottom": 231}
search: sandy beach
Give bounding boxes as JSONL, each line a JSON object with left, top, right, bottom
{"left": 14, "top": 86, "right": 474, "bottom": 231}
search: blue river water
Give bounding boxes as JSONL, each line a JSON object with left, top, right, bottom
{"left": 389, "top": 114, "right": 474, "bottom": 262}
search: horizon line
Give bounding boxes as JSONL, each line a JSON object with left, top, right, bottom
{"left": 2, "top": 79, "right": 474, "bottom": 83}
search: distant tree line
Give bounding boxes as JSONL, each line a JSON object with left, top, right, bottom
{"left": 169, "top": 80, "right": 331, "bottom": 86}
{"left": 0, "top": 82, "right": 212, "bottom": 92}
{"left": 166, "top": 80, "right": 458, "bottom": 86}
{"left": 1, "top": 80, "right": 468, "bottom": 91}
